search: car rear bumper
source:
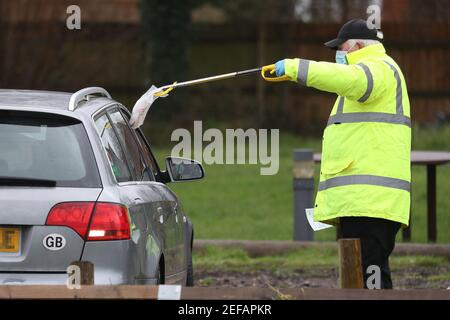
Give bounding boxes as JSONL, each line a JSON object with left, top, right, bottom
{"left": 0, "top": 239, "right": 159, "bottom": 285}
{"left": 0, "top": 272, "right": 157, "bottom": 285}
{"left": 0, "top": 273, "right": 68, "bottom": 285}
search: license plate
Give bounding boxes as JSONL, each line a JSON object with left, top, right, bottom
{"left": 0, "top": 227, "right": 20, "bottom": 253}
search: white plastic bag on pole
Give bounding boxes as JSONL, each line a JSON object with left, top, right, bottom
{"left": 129, "top": 85, "right": 168, "bottom": 129}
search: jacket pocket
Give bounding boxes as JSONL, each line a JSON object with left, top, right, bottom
{"left": 321, "top": 158, "right": 353, "bottom": 175}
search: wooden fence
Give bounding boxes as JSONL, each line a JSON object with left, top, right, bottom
{"left": 0, "top": 285, "right": 449, "bottom": 300}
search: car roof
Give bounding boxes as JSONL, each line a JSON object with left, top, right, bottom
{"left": 0, "top": 89, "right": 123, "bottom": 118}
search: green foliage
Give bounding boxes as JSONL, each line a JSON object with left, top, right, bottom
{"left": 212, "top": 0, "right": 296, "bottom": 22}
{"left": 139, "top": 0, "right": 193, "bottom": 118}
{"left": 412, "top": 124, "right": 450, "bottom": 150}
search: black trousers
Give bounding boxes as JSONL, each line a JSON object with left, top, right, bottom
{"left": 340, "top": 217, "right": 401, "bottom": 289}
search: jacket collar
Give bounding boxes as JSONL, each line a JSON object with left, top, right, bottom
{"left": 346, "top": 43, "right": 386, "bottom": 65}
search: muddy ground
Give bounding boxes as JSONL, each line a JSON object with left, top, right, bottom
{"left": 195, "top": 266, "right": 450, "bottom": 290}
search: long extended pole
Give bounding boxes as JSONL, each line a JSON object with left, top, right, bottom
{"left": 157, "top": 67, "right": 262, "bottom": 92}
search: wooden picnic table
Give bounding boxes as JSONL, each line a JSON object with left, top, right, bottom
{"left": 313, "top": 151, "right": 450, "bottom": 242}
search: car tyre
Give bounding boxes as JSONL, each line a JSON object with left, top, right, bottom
{"left": 156, "top": 259, "right": 165, "bottom": 285}
{"left": 186, "top": 246, "right": 194, "bottom": 287}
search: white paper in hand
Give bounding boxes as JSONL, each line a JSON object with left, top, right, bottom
{"left": 305, "top": 208, "right": 333, "bottom": 231}
{"left": 129, "top": 85, "right": 168, "bottom": 129}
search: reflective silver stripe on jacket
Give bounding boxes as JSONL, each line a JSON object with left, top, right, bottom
{"left": 327, "top": 112, "right": 411, "bottom": 127}
{"left": 336, "top": 96, "right": 345, "bottom": 113}
{"left": 297, "top": 59, "right": 310, "bottom": 86}
{"left": 318, "top": 174, "right": 410, "bottom": 192}
{"left": 357, "top": 63, "right": 373, "bottom": 103}
{"left": 384, "top": 61, "right": 404, "bottom": 115}
{"left": 328, "top": 60, "right": 408, "bottom": 127}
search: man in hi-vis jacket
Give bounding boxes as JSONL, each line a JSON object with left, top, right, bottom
{"left": 273, "top": 19, "right": 411, "bottom": 289}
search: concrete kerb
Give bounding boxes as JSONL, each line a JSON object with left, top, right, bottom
{"left": 194, "top": 240, "right": 450, "bottom": 259}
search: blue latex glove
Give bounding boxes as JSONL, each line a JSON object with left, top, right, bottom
{"left": 274, "top": 60, "right": 285, "bottom": 77}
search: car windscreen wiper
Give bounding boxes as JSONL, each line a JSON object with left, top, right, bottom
{"left": 0, "top": 177, "right": 57, "bottom": 187}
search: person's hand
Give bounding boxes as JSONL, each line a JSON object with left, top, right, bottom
{"left": 274, "top": 60, "right": 285, "bottom": 77}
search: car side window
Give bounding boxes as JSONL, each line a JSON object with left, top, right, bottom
{"left": 107, "top": 108, "right": 152, "bottom": 182}
{"left": 94, "top": 114, "right": 132, "bottom": 182}
{"left": 134, "top": 129, "right": 160, "bottom": 180}
{"left": 118, "top": 109, "right": 161, "bottom": 179}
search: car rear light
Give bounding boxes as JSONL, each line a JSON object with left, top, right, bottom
{"left": 46, "top": 202, "right": 95, "bottom": 239}
{"left": 46, "top": 202, "right": 130, "bottom": 241}
{"left": 86, "top": 203, "right": 130, "bottom": 241}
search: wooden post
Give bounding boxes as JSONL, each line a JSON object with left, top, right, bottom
{"left": 338, "top": 239, "right": 364, "bottom": 289}
{"left": 69, "top": 261, "right": 94, "bottom": 285}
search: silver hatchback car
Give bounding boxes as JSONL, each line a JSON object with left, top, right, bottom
{"left": 0, "top": 87, "right": 203, "bottom": 286}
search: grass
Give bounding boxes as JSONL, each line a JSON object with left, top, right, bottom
{"left": 427, "top": 274, "right": 450, "bottom": 282}
{"left": 193, "top": 246, "right": 339, "bottom": 272}
{"left": 152, "top": 125, "right": 450, "bottom": 243}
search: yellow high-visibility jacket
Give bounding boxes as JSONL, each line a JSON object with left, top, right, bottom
{"left": 285, "top": 43, "right": 411, "bottom": 226}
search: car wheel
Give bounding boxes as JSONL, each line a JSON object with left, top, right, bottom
{"left": 157, "top": 258, "right": 165, "bottom": 284}
{"left": 186, "top": 246, "right": 194, "bottom": 287}
{"left": 156, "top": 268, "right": 162, "bottom": 285}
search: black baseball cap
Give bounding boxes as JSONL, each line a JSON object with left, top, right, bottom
{"left": 324, "top": 19, "right": 383, "bottom": 50}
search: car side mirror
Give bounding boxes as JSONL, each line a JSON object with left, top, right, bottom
{"left": 165, "top": 157, "right": 204, "bottom": 182}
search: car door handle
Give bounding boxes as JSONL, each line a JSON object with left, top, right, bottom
{"left": 173, "top": 203, "right": 179, "bottom": 223}
{"left": 157, "top": 206, "right": 164, "bottom": 224}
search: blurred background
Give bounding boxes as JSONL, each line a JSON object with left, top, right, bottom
{"left": 0, "top": 0, "right": 449, "bottom": 242}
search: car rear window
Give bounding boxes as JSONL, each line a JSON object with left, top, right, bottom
{"left": 0, "top": 110, "right": 101, "bottom": 188}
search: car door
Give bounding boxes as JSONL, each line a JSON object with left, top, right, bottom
{"left": 130, "top": 125, "right": 187, "bottom": 273}
{"left": 106, "top": 107, "right": 181, "bottom": 281}
{"left": 94, "top": 109, "right": 152, "bottom": 282}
